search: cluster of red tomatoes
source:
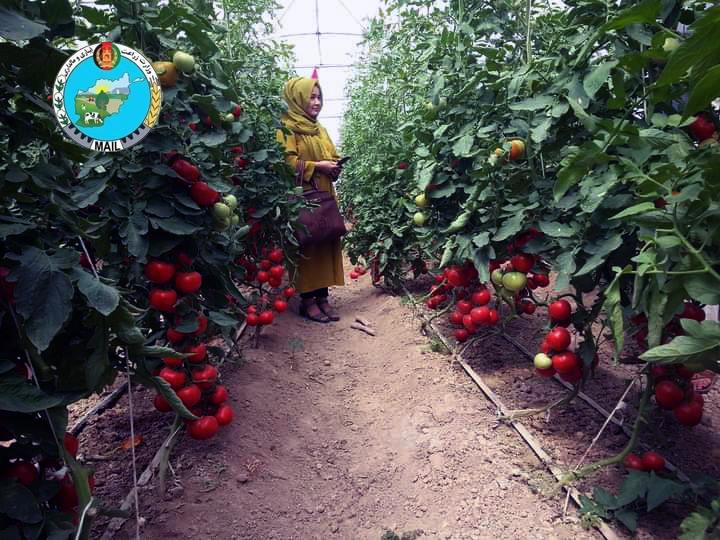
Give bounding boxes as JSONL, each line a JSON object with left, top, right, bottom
{"left": 349, "top": 265, "right": 367, "bottom": 280}
{"left": 235, "top": 247, "right": 295, "bottom": 327}
{"left": 533, "top": 300, "right": 592, "bottom": 383}
{"left": 145, "top": 254, "right": 233, "bottom": 440}
{"left": 166, "top": 152, "right": 221, "bottom": 208}
{"left": 632, "top": 301, "right": 706, "bottom": 347}
{"left": 623, "top": 450, "right": 666, "bottom": 472}
{"left": 1, "top": 432, "right": 95, "bottom": 522}
{"left": 651, "top": 364, "right": 704, "bottom": 427}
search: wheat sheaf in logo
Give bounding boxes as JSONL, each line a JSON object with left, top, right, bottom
{"left": 53, "top": 42, "right": 161, "bottom": 152}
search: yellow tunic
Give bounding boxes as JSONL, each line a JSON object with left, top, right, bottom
{"left": 276, "top": 126, "right": 345, "bottom": 294}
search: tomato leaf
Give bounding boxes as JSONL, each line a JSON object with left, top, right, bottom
{"left": 683, "top": 274, "right": 720, "bottom": 305}
{"left": 0, "top": 7, "right": 48, "bottom": 41}
{"left": 208, "top": 311, "right": 239, "bottom": 327}
{"left": 72, "top": 268, "right": 120, "bottom": 316}
{"left": 609, "top": 202, "right": 656, "bottom": 220}
{"left": 493, "top": 212, "right": 525, "bottom": 242}
{"left": 0, "top": 480, "right": 41, "bottom": 523}
{"left": 0, "top": 375, "right": 64, "bottom": 412}
{"left": 602, "top": 267, "right": 630, "bottom": 360}
{"left": 646, "top": 473, "right": 688, "bottom": 512}
{"left": 574, "top": 233, "right": 623, "bottom": 276}
{"left": 685, "top": 65, "right": 720, "bottom": 116}
{"left": 584, "top": 60, "right": 619, "bottom": 99}
{"left": 537, "top": 221, "right": 575, "bottom": 238}
{"left": 601, "top": 0, "right": 661, "bottom": 31}
{"left": 614, "top": 509, "right": 638, "bottom": 532}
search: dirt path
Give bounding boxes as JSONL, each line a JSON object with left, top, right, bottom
{"left": 134, "top": 277, "right": 595, "bottom": 540}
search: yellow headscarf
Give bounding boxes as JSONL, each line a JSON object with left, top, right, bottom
{"left": 281, "top": 77, "right": 321, "bottom": 136}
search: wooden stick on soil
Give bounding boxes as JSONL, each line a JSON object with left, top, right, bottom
{"left": 350, "top": 322, "right": 376, "bottom": 336}
{"left": 401, "top": 287, "right": 620, "bottom": 540}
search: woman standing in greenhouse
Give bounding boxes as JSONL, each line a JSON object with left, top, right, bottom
{"left": 277, "top": 76, "right": 345, "bottom": 323}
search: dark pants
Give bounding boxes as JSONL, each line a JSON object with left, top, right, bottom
{"left": 300, "top": 288, "right": 329, "bottom": 300}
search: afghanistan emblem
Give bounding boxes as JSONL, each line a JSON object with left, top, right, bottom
{"left": 53, "top": 42, "right": 161, "bottom": 152}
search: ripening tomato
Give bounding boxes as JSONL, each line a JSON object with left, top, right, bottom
{"left": 159, "top": 368, "right": 186, "bottom": 390}
{"left": 259, "top": 310, "right": 274, "bottom": 325}
{"left": 63, "top": 433, "right": 79, "bottom": 458}
{"left": 187, "top": 416, "right": 219, "bottom": 440}
{"left": 654, "top": 380, "right": 684, "bottom": 409}
{"left": 175, "top": 271, "right": 202, "bottom": 294}
{"left": 450, "top": 311, "right": 464, "bottom": 326}
{"left": 274, "top": 299, "right": 288, "bottom": 313}
{"left": 623, "top": 453, "right": 646, "bottom": 471}
{"left": 454, "top": 329, "right": 469, "bottom": 342}
{"left": 184, "top": 343, "right": 207, "bottom": 364}
{"left": 177, "top": 384, "right": 202, "bottom": 408}
{"left": 548, "top": 300, "right": 572, "bottom": 323}
{"left": 154, "top": 394, "right": 173, "bottom": 412}
{"left": 673, "top": 400, "right": 703, "bottom": 426}
{"left": 552, "top": 351, "right": 579, "bottom": 374}
{"left": 471, "top": 289, "right": 491, "bottom": 306}
{"left": 5, "top": 461, "right": 39, "bottom": 486}
{"left": 546, "top": 327, "right": 571, "bottom": 351}
{"left": 510, "top": 253, "right": 534, "bottom": 273}
{"left": 149, "top": 289, "right": 177, "bottom": 312}
{"left": 641, "top": 451, "right": 665, "bottom": 472}
{"left": 209, "top": 385, "right": 229, "bottom": 405}
{"left": 215, "top": 404, "right": 234, "bottom": 426}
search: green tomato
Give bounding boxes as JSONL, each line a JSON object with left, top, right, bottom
{"left": 213, "top": 202, "right": 232, "bottom": 219}
{"left": 223, "top": 113, "right": 235, "bottom": 124}
{"left": 213, "top": 217, "right": 231, "bottom": 231}
{"left": 502, "top": 271, "right": 527, "bottom": 292}
{"left": 491, "top": 269, "right": 504, "bottom": 287}
{"left": 662, "top": 37, "right": 680, "bottom": 53}
{"left": 413, "top": 212, "right": 426, "bottom": 226}
{"left": 222, "top": 194, "right": 238, "bottom": 210}
{"left": 231, "top": 214, "right": 240, "bottom": 226}
{"left": 172, "top": 51, "right": 195, "bottom": 73}
{"left": 415, "top": 193, "right": 428, "bottom": 208}
{"left": 534, "top": 353, "right": 552, "bottom": 370}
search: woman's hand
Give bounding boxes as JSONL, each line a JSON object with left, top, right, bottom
{"left": 315, "top": 160, "right": 341, "bottom": 179}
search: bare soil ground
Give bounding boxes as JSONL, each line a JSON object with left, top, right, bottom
{"left": 71, "top": 269, "right": 719, "bottom": 540}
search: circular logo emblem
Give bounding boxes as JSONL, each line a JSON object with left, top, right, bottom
{"left": 53, "top": 42, "right": 161, "bottom": 152}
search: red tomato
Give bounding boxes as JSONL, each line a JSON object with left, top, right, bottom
{"left": 63, "top": 433, "right": 79, "bottom": 458}
{"left": 623, "top": 453, "right": 646, "bottom": 471}
{"left": 457, "top": 300, "right": 472, "bottom": 315}
{"left": 521, "top": 301, "right": 536, "bottom": 315}
{"left": 187, "top": 416, "right": 219, "bottom": 440}
{"left": 454, "top": 329, "right": 469, "bottom": 342}
{"left": 650, "top": 365, "right": 670, "bottom": 381}
{"left": 144, "top": 261, "right": 176, "bottom": 284}
{"left": 269, "top": 265, "right": 285, "bottom": 279}
{"left": 259, "top": 310, "right": 274, "bottom": 325}
{"left": 510, "top": 253, "right": 534, "bottom": 273}
{"left": 283, "top": 287, "right": 296, "bottom": 298}
{"left": 175, "top": 271, "right": 202, "bottom": 294}
{"left": 268, "top": 276, "right": 282, "bottom": 288}
{"left": 679, "top": 302, "right": 705, "bottom": 322}
{"left": 175, "top": 252, "right": 194, "bottom": 268}
{"left": 159, "top": 368, "right": 186, "bottom": 390}
{"left": 193, "top": 314, "right": 208, "bottom": 336}
{"left": 433, "top": 274, "right": 444, "bottom": 285}
{"left": 184, "top": 343, "right": 207, "bottom": 364}
{"left": 539, "top": 339, "right": 552, "bottom": 354}
{"left": 536, "top": 367, "right": 556, "bottom": 378}
{"left": 0, "top": 267, "right": 16, "bottom": 302}
{"left": 256, "top": 271, "right": 269, "bottom": 283}
{"left": 559, "top": 367, "right": 582, "bottom": 383}
{"left": 268, "top": 248, "right": 284, "bottom": 263}
{"left": 153, "top": 394, "right": 172, "bottom": 412}
{"left": 654, "top": 380, "right": 684, "bottom": 409}
{"left": 552, "top": 351, "right": 579, "bottom": 374}
{"left": 258, "top": 259, "right": 272, "bottom": 271}
{"left": 209, "top": 385, "right": 229, "bottom": 405}
{"left": 5, "top": 461, "right": 38, "bottom": 486}
{"left": 487, "top": 308, "right": 499, "bottom": 325}
{"left": 673, "top": 400, "right": 703, "bottom": 426}
{"left": 171, "top": 159, "right": 200, "bottom": 183}
{"left": 445, "top": 267, "right": 464, "bottom": 287}
{"left": 531, "top": 273, "right": 549, "bottom": 287}
{"left": 450, "top": 311, "right": 464, "bottom": 326}
{"left": 232, "top": 105, "right": 243, "bottom": 118}
{"left": 470, "top": 306, "right": 491, "bottom": 326}
{"left": 641, "top": 451, "right": 665, "bottom": 472}
{"left": 246, "top": 313, "right": 259, "bottom": 326}
{"left": 177, "top": 384, "right": 202, "bottom": 408}
{"left": 471, "top": 289, "right": 491, "bottom": 306}
{"left": 397, "top": 162, "right": 408, "bottom": 170}
{"left": 191, "top": 365, "right": 218, "bottom": 390}
{"left": 166, "top": 327, "right": 184, "bottom": 344}
{"left": 149, "top": 289, "right": 177, "bottom": 312}
{"left": 546, "top": 327, "right": 571, "bottom": 351}
{"left": 675, "top": 365, "right": 695, "bottom": 379}
{"left": 215, "top": 404, "right": 234, "bottom": 426}
{"left": 274, "top": 299, "right": 288, "bottom": 313}
{"left": 350, "top": 271, "right": 360, "bottom": 279}
{"left": 190, "top": 182, "right": 220, "bottom": 207}
{"left": 462, "top": 315, "right": 478, "bottom": 334}
{"left": 548, "top": 300, "right": 572, "bottom": 323}
{"left": 689, "top": 115, "right": 715, "bottom": 141}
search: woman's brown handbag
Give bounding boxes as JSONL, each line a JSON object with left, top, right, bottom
{"left": 294, "top": 159, "right": 347, "bottom": 248}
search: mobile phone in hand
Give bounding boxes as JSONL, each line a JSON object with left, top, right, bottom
{"left": 337, "top": 156, "right": 351, "bottom": 167}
